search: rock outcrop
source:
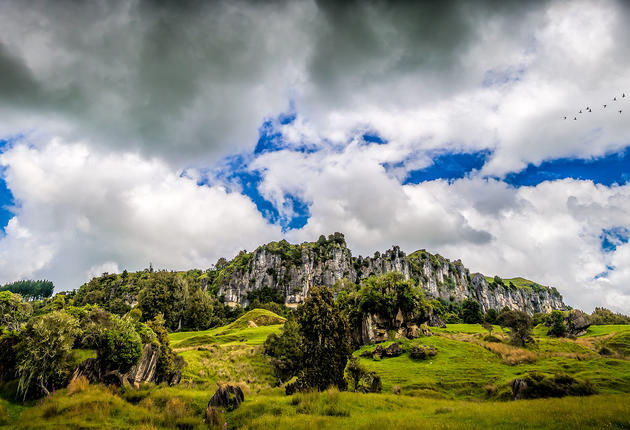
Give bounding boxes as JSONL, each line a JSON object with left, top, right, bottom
{"left": 207, "top": 384, "right": 245, "bottom": 411}
{"left": 215, "top": 233, "right": 566, "bottom": 314}
{"left": 565, "top": 309, "right": 590, "bottom": 336}
{"left": 72, "top": 343, "right": 181, "bottom": 389}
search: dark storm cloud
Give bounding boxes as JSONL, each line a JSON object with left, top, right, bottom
{"left": 0, "top": 0, "right": 554, "bottom": 164}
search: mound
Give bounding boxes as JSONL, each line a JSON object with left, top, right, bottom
{"left": 227, "top": 309, "right": 286, "bottom": 330}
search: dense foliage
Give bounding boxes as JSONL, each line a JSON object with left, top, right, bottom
{"left": 547, "top": 310, "right": 567, "bottom": 337}
{"left": 75, "top": 270, "right": 228, "bottom": 331}
{"left": 263, "top": 314, "right": 303, "bottom": 383}
{"left": 590, "top": 307, "right": 630, "bottom": 325}
{"left": 0, "top": 291, "right": 32, "bottom": 331}
{"left": 0, "top": 280, "right": 54, "bottom": 301}
{"left": 15, "top": 311, "right": 80, "bottom": 398}
{"left": 498, "top": 309, "right": 534, "bottom": 346}
{"left": 461, "top": 298, "right": 483, "bottom": 324}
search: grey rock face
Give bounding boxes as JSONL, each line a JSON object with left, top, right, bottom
{"left": 216, "top": 236, "right": 566, "bottom": 315}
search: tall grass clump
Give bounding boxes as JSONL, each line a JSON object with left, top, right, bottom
{"left": 67, "top": 376, "right": 89, "bottom": 396}
{"left": 483, "top": 342, "right": 537, "bottom": 364}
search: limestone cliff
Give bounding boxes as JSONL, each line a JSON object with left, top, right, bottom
{"left": 215, "top": 233, "right": 565, "bottom": 314}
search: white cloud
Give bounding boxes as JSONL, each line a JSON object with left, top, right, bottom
{"left": 0, "top": 139, "right": 280, "bottom": 288}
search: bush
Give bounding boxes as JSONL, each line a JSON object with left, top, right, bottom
{"left": 461, "top": 298, "right": 483, "bottom": 324}
{"left": 518, "top": 372, "right": 596, "bottom": 399}
{"left": 409, "top": 345, "right": 438, "bottom": 360}
{"left": 264, "top": 314, "right": 303, "bottom": 384}
{"left": 101, "top": 315, "right": 142, "bottom": 372}
{"left": 498, "top": 310, "right": 533, "bottom": 346}
{"left": 15, "top": 310, "right": 80, "bottom": 398}
{"left": 484, "top": 308, "right": 498, "bottom": 324}
{"left": 547, "top": 310, "right": 567, "bottom": 337}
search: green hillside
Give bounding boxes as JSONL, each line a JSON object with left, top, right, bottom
{"left": 2, "top": 312, "right": 630, "bottom": 429}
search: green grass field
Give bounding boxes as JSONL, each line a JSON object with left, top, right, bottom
{"left": 2, "top": 314, "right": 630, "bottom": 429}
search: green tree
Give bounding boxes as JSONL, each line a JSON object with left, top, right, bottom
{"left": 15, "top": 311, "right": 79, "bottom": 398}
{"left": 137, "top": 272, "right": 189, "bottom": 330}
{"left": 186, "top": 288, "right": 220, "bottom": 330}
{"left": 294, "top": 286, "right": 350, "bottom": 392}
{"left": 484, "top": 308, "right": 498, "bottom": 324}
{"left": 590, "top": 307, "right": 630, "bottom": 325}
{"left": 345, "top": 356, "right": 366, "bottom": 392}
{"left": 0, "top": 291, "right": 32, "bottom": 331}
{"left": 358, "top": 272, "right": 426, "bottom": 320}
{"left": 147, "top": 314, "right": 185, "bottom": 383}
{"left": 461, "top": 298, "right": 483, "bottom": 324}
{"left": 100, "top": 314, "right": 143, "bottom": 372}
{"left": 547, "top": 310, "right": 567, "bottom": 337}
{"left": 264, "top": 314, "right": 304, "bottom": 384}
{"left": 498, "top": 310, "right": 533, "bottom": 346}
{"left": 0, "top": 280, "right": 54, "bottom": 300}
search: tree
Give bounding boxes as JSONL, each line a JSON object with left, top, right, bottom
{"left": 547, "top": 310, "right": 567, "bottom": 337}
{"left": 0, "top": 280, "right": 54, "bottom": 301}
{"left": 186, "top": 288, "right": 220, "bottom": 330}
{"left": 497, "top": 310, "right": 533, "bottom": 346}
{"left": 264, "top": 314, "right": 304, "bottom": 383}
{"left": 590, "top": 307, "right": 630, "bottom": 325}
{"left": 147, "top": 314, "right": 185, "bottom": 383}
{"left": 358, "top": 272, "right": 427, "bottom": 321}
{"left": 15, "top": 311, "right": 79, "bottom": 398}
{"left": 0, "top": 291, "right": 32, "bottom": 331}
{"left": 461, "top": 298, "right": 483, "bottom": 324}
{"left": 100, "top": 314, "right": 143, "bottom": 372}
{"left": 345, "top": 356, "right": 366, "bottom": 392}
{"left": 484, "top": 308, "right": 498, "bottom": 324}
{"left": 482, "top": 321, "right": 494, "bottom": 337}
{"left": 295, "top": 286, "right": 350, "bottom": 392}
{"left": 137, "top": 272, "right": 189, "bottom": 330}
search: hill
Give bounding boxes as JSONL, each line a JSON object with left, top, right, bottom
{"left": 72, "top": 233, "right": 565, "bottom": 316}
{"left": 2, "top": 315, "right": 629, "bottom": 429}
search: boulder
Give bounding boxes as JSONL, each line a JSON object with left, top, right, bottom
{"left": 372, "top": 345, "right": 385, "bottom": 358}
{"left": 511, "top": 378, "right": 528, "bottom": 400}
{"left": 384, "top": 342, "right": 403, "bottom": 357}
{"left": 406, "top": 324, "right": 419, "bottom": 339}
{"left": 409, "top": 345, "right": 438, "bottom": 360}
{"left": 566, "top": 310, "right": 590, "bottom": 336}
{"left": 126, "top": 343, "right": 160, "bottom": 389}
{"left": 428, "top": 314, "right": 446, "bottom": 328}
{"left": 420, "top": 324, "right": 432, "bottom": 337}
{"left": 207, "top": 384, "right": 245, "bottom": 411}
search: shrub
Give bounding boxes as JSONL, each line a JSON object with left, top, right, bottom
{"left": 497, "top": 310, "right": 533, "bottom": 346}
{"left": 264, "top": 314, "right": 303, "bottom": 384}
{"left": 484, "top": 308, "right": 499, "bottom": 324}
{"left": 345, "top": 356, "right": 366, "bottom": 392}
{"left": 205, "top": 406, "right": 222, "bottom": 428}
{"left": 461, "top": 298, "right": 483, "bottom": 324}
{"left": 101, "top": 315, "right": 142, "bottom": 372}
{"left": 164, "top": 397, "right": 187, "bottom": 426}
{"left": 547, "top": 310, "right": 567, "bottom": 337}
{"left": 409, "top": 345, "right": 438, "bottom": 360}
{"left": 518, "top": 372, "right": 596, "bottom": 399}
{"left": 15, "top": 310, "right": 80, "bottom": 398}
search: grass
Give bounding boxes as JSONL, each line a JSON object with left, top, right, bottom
{"left": 2, "top": 321, "right": 630, "bottom": 429}
{"left": 229, "top": 391, "right": 630, "bottom": 430}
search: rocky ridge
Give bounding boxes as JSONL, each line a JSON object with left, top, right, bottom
{"left": 215, "top": 233, "right": 565, "bottom": 314}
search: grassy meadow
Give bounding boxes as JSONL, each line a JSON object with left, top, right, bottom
{"left": 1, "top": 310, "right": 630, "bottom": 429}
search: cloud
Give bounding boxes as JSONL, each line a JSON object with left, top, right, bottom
{"left": 0, "top": 139, "right": 280, "bottom": 288}
{"left": 1, "top": 0, "right": 630, "bottom": 313}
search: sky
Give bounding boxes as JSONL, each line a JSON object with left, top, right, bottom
{"left": 0, "top": 0, "right": 629, "bottom": 313}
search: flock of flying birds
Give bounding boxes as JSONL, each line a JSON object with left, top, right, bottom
{"left": 564, "top": 93, "right": 625, "bottom": 120}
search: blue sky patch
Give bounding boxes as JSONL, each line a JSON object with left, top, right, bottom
{"left": 210, "top": 152, "right": 310, "bottom": 231}
{"left": 600, "top": 227, "right": 629, "bottom": 253}
{"left": 505, "top": 146, "right": 630, "bottom": 187}
{"left": 361, "top": 132, "right": 387, "bottom": 145}
{"left": 0, "top": 140, "right": 15, "bottom": 232}
{"left": 401, "top": 149, "right": 492, "bottom": 184}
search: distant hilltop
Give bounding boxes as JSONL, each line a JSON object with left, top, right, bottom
{"left": 215, "top": 233, "right": 565, "bottom": 314}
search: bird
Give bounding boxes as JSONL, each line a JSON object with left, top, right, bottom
{"left": 604, "top": 104, "right": 607, "bottom": 108}
{"left": 579, "top": 110, "right": 583, "bottom": 113}
{"left": 623, "top": 93, "right": 626, "bottom": 98}
{"left": 574, "top": 117, "right": 577, "bottom": 120}
{"left": 563, "top": 116, "right": 567, "bottom": 120}
{"left": 614, "top": 97, "right": 617, "bottom": 101}
{"left": 619, "top": 110, "right": 623, "bottom": 114}
{"left": 586, "top": 106, "right": 590, "bottom": 110}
